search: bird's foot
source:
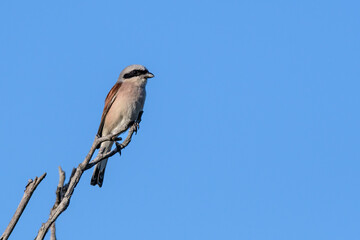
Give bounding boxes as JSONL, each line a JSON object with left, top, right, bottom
{"left": 133, "top": 122, "right": 140, "bottom": 134}
{"left": 115, "top": 142, "right": 122, "bottom": 156}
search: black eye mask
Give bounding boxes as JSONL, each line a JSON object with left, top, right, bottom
{"left": 123, "top": 69, "right": 148, "bottom": 79}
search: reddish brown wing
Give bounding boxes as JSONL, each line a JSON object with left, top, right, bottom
{"left": 97, "top": 82, "right": 122, "bottom": 137}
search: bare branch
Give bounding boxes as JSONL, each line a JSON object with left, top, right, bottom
{"left": 0, "top": 173, "right": 46, "bottom": 240}
{"left": 50, "top": 167, "right": 66, "bottom": 240}
{"left": 85, "top": 123, "right": 139, "bottom": 170}
{"left": 50, "top": 223, "right": 56, "bottom": 240}
{"left": 35, "top": 121, "right": 140, "bottom": 240}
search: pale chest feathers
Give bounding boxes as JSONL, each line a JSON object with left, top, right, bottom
{"left": 104, "top": 82, "right": 146, "bottom": 134}
{"left": 116, "top": 82, "right": 146, "bottom": 118}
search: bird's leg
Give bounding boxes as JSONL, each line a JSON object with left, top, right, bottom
{"left": 127, "top": 121, "right": 139, "bottom": 134}
{"left": 133, "top": 111, "right": 144, "bottom": 134}
{"left": 127, "top": 121, "right": 138, "bottom": 134}
{"left": 136, "top": 111, "right": 144, "bottom": 124}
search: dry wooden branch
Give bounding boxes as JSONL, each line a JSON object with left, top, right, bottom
{"left": 49, "top": 167, "right": 65, "bottom": 240}
{"left": 0, "top": 173, "right": 46, "bottom": 240}
{"left": 85, "top": 123, "right": 139, "bottom": 170}
{"left": 35, "top": 121, "right": 140, "bottom": 240}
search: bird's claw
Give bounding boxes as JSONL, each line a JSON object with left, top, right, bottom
{"left": 115, "top": 142, "right": 122, "bottom": 156}
{"left": 133, "top": 122, "right": 140, "bottom": 134}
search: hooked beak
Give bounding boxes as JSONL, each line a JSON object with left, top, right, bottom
{"left": 146, "top": 72, "right": 154, "bottom": 78}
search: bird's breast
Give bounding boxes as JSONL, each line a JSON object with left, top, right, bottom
{"left": 105, "top": 83, "right": 146, "bottom": 134}
{"left": 116, "top": 84, "right": 146, "bottom": 117}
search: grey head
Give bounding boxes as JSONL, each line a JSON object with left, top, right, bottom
{"left": 118, "top": 64, "right": 154, "bottom": 81}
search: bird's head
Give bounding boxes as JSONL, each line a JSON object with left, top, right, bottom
{"left": 118, "top": 64, "right": 154, "bottom": 84}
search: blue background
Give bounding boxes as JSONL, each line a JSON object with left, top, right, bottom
{"left": 0, "top": 1, "right": 359, "bottom": 239}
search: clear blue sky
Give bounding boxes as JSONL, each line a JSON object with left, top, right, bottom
{"left": 0, "top": 1, "right": 359, "bottom": 239}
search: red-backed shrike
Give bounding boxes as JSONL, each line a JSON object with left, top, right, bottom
{"left": 91, "top": 64, "right": 154, "bottom": 187}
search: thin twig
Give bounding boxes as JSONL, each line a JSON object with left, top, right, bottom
{"left": 50, "top": 167, "right": 66, "bottom": 240}
{"left": 85, "top": 124, "right": 139, "bottom": 170}
{"left": 0, "top": 173, "right": 46, "bottom": 240}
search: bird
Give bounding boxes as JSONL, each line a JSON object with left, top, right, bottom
{"left": 90, "top": 64, "right": 154, "bottom": 187}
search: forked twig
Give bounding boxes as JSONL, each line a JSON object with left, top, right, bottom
{"left": 0, "top": 173, "right": 46, "bottom": 240}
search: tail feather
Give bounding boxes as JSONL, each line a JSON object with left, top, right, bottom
{"left": 91, "top": 141, "right": 113, "bottom": 187}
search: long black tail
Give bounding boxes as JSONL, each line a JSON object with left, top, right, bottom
{"left": 90, "top": 141, "right": 113, "bottom": 187}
